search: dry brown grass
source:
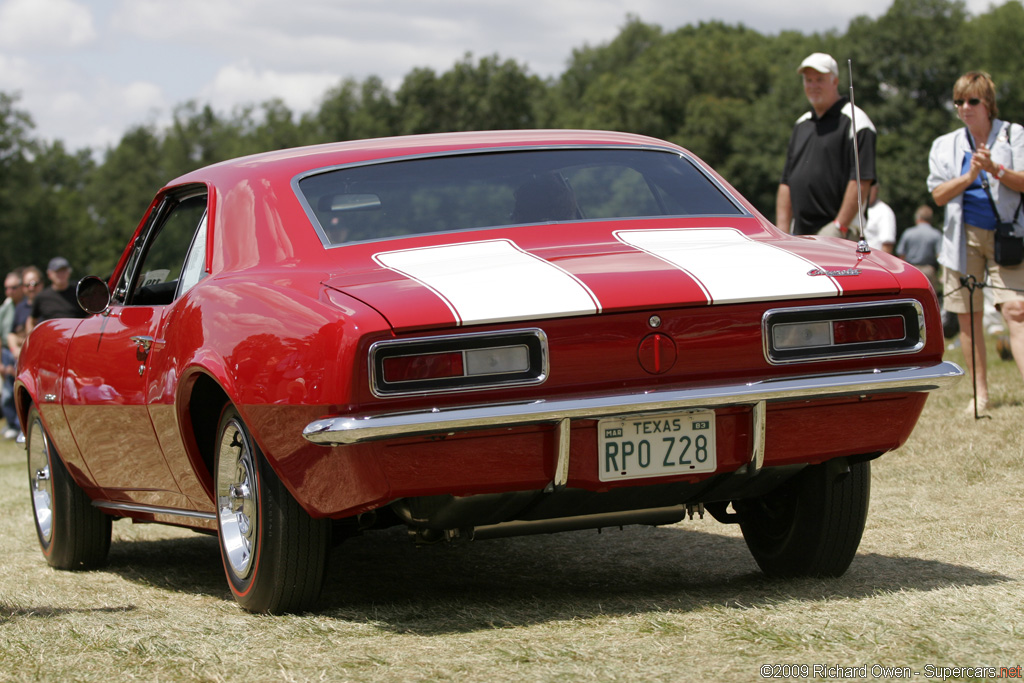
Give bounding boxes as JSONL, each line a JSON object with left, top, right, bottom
{"left": 1, "top": 338, "right": 1022, "bottom": 681}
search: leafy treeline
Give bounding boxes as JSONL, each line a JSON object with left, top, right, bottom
{"left": 1, "top": 0, "right": 1022, "bottom": 278}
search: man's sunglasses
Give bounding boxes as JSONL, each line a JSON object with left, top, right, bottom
{"left": 954, "top": 98, "right": 983, "bottom": 107}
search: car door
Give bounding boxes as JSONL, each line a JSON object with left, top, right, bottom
{"left": 62, "top": 187, "right": 208, "bottom": 510}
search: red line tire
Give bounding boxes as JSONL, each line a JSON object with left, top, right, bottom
{"left": 26, "top": 405, "right": 111, "bottom": 570}
{"left": 214, "top": 405, "right": 329, "bottom": 613}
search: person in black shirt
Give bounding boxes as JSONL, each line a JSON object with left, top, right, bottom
{"left": 777, "top": 52, "right": 877, "bottom": 237}
{"left": 27, "top": 257, "right": 88, "bottom": 332}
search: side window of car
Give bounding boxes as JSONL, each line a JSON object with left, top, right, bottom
{"left": 121, "top": 191, "right": 209, "bottom": 307}
{"left": 176, "top": 212, "right": 209, "bottom": 298}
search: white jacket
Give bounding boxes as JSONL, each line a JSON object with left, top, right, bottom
{"left": 926, "top": 119, "right": 1024, "bottom": 272}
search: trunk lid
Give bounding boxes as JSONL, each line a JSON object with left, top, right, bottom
{"left": 322, "top": 217, "right": 902, "bottom": 332}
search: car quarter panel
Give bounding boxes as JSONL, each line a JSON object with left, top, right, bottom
{"left": 144, "top": 274, "right": 397, "bottom": 514}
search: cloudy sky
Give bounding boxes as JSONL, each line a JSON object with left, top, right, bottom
{"left": 0, "top": 0, "right": 1003, "bottom": 153}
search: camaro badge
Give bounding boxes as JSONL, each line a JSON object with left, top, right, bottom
{"left": 807, "top": 268, "right": 862, "bottom": 277}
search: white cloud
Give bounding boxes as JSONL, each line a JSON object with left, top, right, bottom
{"left": 0, "top": 53, "right": 33, "bottom": 92}
{"left": 0, "top": 0, "right": 97, "bottom": 51}
{"left": 22, "top": 78, "right": 168, "bottom": 151}
{"left": 121, "top": 81, "right": 164, "bottom": 112}
{"left": 199, "top": 62, "right": 339, "bottom": 115}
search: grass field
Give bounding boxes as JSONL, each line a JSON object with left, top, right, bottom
{"left": 1, "top": 339, "right": 1022, "bottom": 682}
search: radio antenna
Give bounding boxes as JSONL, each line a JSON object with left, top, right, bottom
{"left": 847, "top": 59, "right": 870, "bottom": 254}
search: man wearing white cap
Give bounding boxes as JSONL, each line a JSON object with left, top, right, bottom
{"left": 776, "top": 52, "right": 877, "bottom": 238}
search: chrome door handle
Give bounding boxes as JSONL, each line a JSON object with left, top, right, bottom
{"left": 130, "top": 335, "right": 165, "bottom": 361}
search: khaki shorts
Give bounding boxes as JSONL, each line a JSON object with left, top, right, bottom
{"left": 943, "top": 224, "right": 1024, "bottom": 314}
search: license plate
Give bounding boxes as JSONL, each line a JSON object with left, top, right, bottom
{"left": 597, "top": 410, "right": 717, "bottom": 482}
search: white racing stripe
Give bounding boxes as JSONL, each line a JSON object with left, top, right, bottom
{"left": 374, "top": 239, "right": 600, "bottom": 325}
{"left": 615, "top": 228, "right": 841, "bottom": 303}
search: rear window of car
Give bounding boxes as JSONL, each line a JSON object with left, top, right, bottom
{"left": 296, "top": 148, "right": 744, "bottom": 246}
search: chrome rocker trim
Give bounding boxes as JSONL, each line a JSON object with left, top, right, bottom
{"left": 303, "top": 361, "right": 962, "bottom": 447}
{"left": 94, "top": 500, "right": 217, "bottom": 521}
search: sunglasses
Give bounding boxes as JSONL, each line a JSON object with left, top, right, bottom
{"left": 954, "top": 98, "right": 983, "bottom": 107}
{"left": 23, "top": 281, "right": 41, "bottom": 288}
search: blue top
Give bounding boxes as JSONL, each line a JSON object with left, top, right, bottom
{"left": 960, "top": 152, "right": 997, "bottom": 230}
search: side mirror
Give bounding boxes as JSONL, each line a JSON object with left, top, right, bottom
{"left": 77, "top": 276, "right": 111, "bottom": 315}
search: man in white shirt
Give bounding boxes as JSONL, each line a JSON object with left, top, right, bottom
{"left": 864, "top": 184, "right": 896, "bottom": 253}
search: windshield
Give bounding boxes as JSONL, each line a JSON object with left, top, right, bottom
{"left": 296, "top": 148, "right": 744, "bottom": 246}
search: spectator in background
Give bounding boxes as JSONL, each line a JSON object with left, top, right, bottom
{"left": 776, "top": 52, "right": 876, "bottom": 239}
{"left": 864, "top": 183, "right": 896, "bottom": 253}
{"left": 0, "top": 269, "right": 23, "bottom": 439}
{"left": 927, "top": 70, "right": 1024, "bottom": 415}
{"left": 8, "top": 265, "right": 42, "bottom": 362}
{"left": 897, "top": 205, "right": 942, "bottom": 292}
{"left": 26, "top": 257, "right": 87, "bottom": 333}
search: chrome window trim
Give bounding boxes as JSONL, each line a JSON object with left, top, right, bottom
{"left": 115, "top": 185, "right": 208, "bottom": 306}
{"left": 368, "top": 327, "right": 549, "bottom": 398}
{"left": 761, "top": 299, "right": 926, "bottom": 365}
{"left": 175, "top": 210, "right": 209, "bottom": 300}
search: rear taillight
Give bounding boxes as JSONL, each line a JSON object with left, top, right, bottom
{"left": 371, "top": 329, "right": 546, "bottom": 396}
{"left": 383, "top": 352, "right": 465, "bottom": 383}
{"left": 764, "top": 301, "right": 924, "bottom": 363}
{"left": 832, "top": 316, "right": 905, "bottom": 345}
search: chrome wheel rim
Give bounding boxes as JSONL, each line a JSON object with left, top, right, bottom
{"left": 216, "top": 417, "right": 258, "bottom": 580}
{"left": 27, "top": 417, "right": 53, "bottom": 544}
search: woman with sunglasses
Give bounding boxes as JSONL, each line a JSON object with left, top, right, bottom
{"left": 928, "top": 71, "right": 1024, "bottom": 414}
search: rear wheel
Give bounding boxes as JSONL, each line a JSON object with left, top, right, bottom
{"left": 26, "top": 405, "right": 111, "bottom": 569}
{"left": 214, "top": 405, "right": 330, "bottom": 613}
{"left": 736, "top": 459, "right": 870, "bottom": 578}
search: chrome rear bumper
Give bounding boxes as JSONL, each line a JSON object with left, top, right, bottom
{"left": 303, "top": 361, "right": 962, "bottom": 447}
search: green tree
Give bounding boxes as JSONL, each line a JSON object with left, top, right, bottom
{"left": 551, "top": 18, "right": 790, "bottom": 212}
{"left": 963, "top": 1, "right": 1024, "bottom": 117}
{"left": 841, "top": 0, "right": 970, "bottom": 226}
{"left": 553, "top": 15, "right": 663, "bottom": 124}
{"left": 85, "top": 125, "right": 165, "bottom": 275}
{"left": 0, "top": 93, "right": 42, "bottom": 275}
{"left": 396, "top": 54, "right": 544, "bottom": 134}
{"left": 162, "top": 101, "right": 248, "bottom": 179}
{"left": 352, "top": 76, "right": 399, "bottom": 140}
{"left": 308, "top": 76, "right": 397, "bottom": 143}
{"left": 22, "top": 141, "right": 98, "bottom": 275}
{"left": 247, "top": 98, "right": 309, "bottom": 152}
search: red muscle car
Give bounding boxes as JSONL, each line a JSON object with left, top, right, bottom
{"left": 17, "top": 130, "right": 961, "bottom": 613}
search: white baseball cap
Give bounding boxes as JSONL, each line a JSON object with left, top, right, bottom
{"left": 798, "top": 52, "right": 838, "bottom": 77}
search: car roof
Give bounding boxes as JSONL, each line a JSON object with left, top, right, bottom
{"left": 172, "top": 129, "right": 685, "bottom": 186}
{"left": 168, "top": 130, "right": 745, "bottom": 277}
